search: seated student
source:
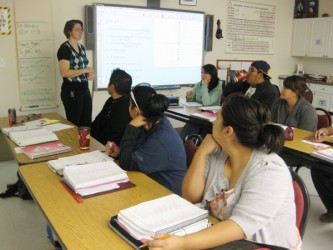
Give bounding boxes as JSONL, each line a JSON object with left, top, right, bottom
{"left": 186, "top": 64, "right": 222, "bottom": 106}
{"left": 147, "top": 94, "right": 301, "bottom": 250}
{"left": 311, "top": 126, "right": 333, "bottom": 222}
{"left": 90, "top": 68, "right": 132, "bottom": 145}
{"left": 271, "top": 75, "right": 317, "bottom": 132}
{"left": 221, "top": 60, "right": 279, "bottom": 109}
{"left": 181, "top": 64, "right": 222, "bottom": 141}
{"left": 105, "top": 85, "right": 187, "bottom": 196}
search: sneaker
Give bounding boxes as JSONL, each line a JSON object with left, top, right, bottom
{"left": 319, "top": 211, "right": 333, "bottom": 223}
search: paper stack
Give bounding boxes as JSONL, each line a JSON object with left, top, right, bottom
{"left": 48, "top": 150, "right": 113, "bottom": 175}
{"left": 116, "top": 194, "right": 209, "bottom": 241}
{"left": 9, "top": 128, "right": 58, "bottom": 146}
{"left": 191, "top": 112, "right": 217, "bottom": 122}
{"left": 62, "top": 161, "right": 129, "bottom": 197}
{"left": 310, "top": 148, "right": 333, "bottom": 164}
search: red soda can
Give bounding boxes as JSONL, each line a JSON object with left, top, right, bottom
{"left": 233, "top": 70, "right": 248, "bottom": 83}
{"left": 8, "top": 108, "right": 17, "bottom": 126}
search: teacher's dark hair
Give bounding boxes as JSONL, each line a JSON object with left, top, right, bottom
{"left": 109, "top": 68, "right": 132, "bottom": 95}
{"left": 131, "top": 85, "right": 169, "bottom": 124}
{"left": 202, "top": 64, "right": 220, "bottom": 92}
{"left": 283, "top": 75, "right": 307, "bottom": 97}
{"left": 63, "top": 20, "right": 83, "bottom": 38}
{"left": 222, "top": 94, "right": 285, "bottom": 153}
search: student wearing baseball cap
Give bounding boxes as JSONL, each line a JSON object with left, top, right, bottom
{"left": 222, "top": 60, "right": 280, "bottom": 109}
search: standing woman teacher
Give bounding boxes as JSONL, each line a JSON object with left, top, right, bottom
{"left": 57, "top": 20, "right": 95, "bottom": 127}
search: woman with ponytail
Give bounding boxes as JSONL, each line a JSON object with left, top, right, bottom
{"left": 147, "top": 94, "right": 301, "bottom": 250}
{"left": 106, "top": 85, "right": 186, "bottom": 195}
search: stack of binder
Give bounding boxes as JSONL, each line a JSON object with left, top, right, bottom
{"left": 110, "top": 194, "right": 209, "bottom": 249}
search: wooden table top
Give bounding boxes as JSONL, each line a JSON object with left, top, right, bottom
{"left": 0, "top": 113, "right": 105, "bottom": 165}
{"left": 283, "top": 127, "right": 332, "bottom": 154}
{"left": 18, "top": 163, "right": 172, "bottom": 249}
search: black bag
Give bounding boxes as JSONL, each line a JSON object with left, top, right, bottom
{"left": 0, "top": 172, "right": 32, "bottom": 200}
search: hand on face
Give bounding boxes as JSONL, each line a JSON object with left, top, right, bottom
{"left": 198, "top": 134, "right": 221, "bottom": 155}
{"left": 130, "top": 114, "right": 148, "bottom": 129}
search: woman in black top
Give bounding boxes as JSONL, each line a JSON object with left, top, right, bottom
{"left": 57, "top": 20, "right": 95, "bottom": 126}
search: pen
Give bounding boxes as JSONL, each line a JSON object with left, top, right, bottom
{"left": 139, "top": 234, "right": 171, "bottom": 248}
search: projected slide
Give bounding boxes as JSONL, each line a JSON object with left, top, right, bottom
{"left": 95, "top": 5, "right": 205, "bottom": 89}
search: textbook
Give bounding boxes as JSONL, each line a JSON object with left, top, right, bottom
{"left": 191, "top": 111, "right": 217, "bottom": 122}
{"left": 21, "top": 141, "right": 72, "bottom": 159}
{"left": 1, "top": 124, "right": 41, "bottom": 136}
{"left": 113, "top": 194, "right": 209, "bottom": 243}
{"left": 9, "top": 128, "right": 59, "bottom": 147}
{"left": 62, "top": 161, "right": 129, "bottom": 197}
{"left": 47, "top": 150, "right": 113, "bottom": 175}
{"left": 310, "top": 148, "right": 333, "bottom": 164}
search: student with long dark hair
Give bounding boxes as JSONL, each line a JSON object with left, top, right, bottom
{"left": 148, "top": 94, "right": 301, "bottom": 249}
{"left": 186, "top": 64, "right": 222, "bottom": 106}
{"left": 106, "top": 85, "right": 186, "bottom": 195}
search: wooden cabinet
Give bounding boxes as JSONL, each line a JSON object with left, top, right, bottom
{"left": 292, "top": 17, "right": 333, "bottom": 58}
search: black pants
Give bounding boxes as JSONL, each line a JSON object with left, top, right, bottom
{"left": 61, "top": 88, "right": 92, "bottom": 127}
{"left": 311, "top": 168, "right": 333, "bottom": 211}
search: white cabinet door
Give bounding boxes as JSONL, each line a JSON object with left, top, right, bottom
{"left": 308, "top": 18, "right": 328, "bottom": 57}
{"left": 325, "top": 18, "right": 333, "bottom": 58}
{"left": 313, "top": 93, "right": 331, "bottom": 110}
{"left": 292, "top": 19, "right": 311, "bottom": 56}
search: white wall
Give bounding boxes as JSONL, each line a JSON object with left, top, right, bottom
{"left": 0, "top": 0, "right": 331, "bottom": 121}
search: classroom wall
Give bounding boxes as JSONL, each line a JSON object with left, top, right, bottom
{"left": 0, "top": 0, "right": 332, "bottom": 122}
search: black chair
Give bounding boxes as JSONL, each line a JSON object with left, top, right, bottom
{"left": 184, "top": 134, "right": 203, "bottom": 168}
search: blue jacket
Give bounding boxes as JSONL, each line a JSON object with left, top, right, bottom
{"left": 119, "top": 116, "right": 187, "bottom": 195}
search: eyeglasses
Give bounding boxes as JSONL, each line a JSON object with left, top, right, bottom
{"left": 130, "top": 91, "right": 141, "bottom": 113}
{"left": 72, "top": 28, "right": 84, "bottom": 32}
{"left": 248, "top": 67, "right": 259, "bottom": 73}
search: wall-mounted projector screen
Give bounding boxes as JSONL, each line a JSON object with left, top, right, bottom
{"left": 94, "top": 4, "right": 205, "bottom": 89}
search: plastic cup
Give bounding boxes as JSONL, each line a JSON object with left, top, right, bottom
{"left": 78, "top": 126, "right": 90, "bottom": 150}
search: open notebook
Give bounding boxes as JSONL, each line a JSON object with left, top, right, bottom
{"left": 111, "top": 194, "right": 209, "bottom": 247}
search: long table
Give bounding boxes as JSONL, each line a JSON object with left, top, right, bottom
{"left": 0, "top": 113, "right": 105, "bottom": 165}
{"left": 166, "top": 106, "right": 333, "bottom": 173}
{"left": 18, "top": 163, "right": 174, "bottom": 249}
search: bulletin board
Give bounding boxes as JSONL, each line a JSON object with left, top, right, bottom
{"left": 226, "top": 0, "right": 276, "bottom": 54}
{"left": 14, "top": 0, "right": 57, "bottom": 111}
{"left": 216, "top": 59, "right": 253, "bottom": 82}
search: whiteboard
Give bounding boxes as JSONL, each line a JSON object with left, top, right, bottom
{"left": 14, "top": 0, "right": 57, "bottom": 111}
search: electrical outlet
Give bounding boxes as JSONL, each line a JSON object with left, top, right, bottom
{"left": 0, "top": 58, "right": 5, "bottom": 67}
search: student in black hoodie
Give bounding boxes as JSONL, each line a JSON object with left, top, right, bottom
{"left": 91, "top": 68, "right": 132, "bottom": 146}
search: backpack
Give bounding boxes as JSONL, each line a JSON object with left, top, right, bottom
{"left": 0, "top": 172, "right": 32, "bottom": 200}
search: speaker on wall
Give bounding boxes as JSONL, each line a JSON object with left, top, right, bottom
{"left": 147, "top": 0, "right": 160, "bottom": 8}
{"left": 205, "top": 15, "right": 214, "bottom": 52}
{"left": 85, "top": 5, "right": 95, "bottom": 50}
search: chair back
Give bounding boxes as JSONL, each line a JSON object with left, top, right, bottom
{"left": 316, "top": 108, "right": 332, "bottom": 129}
{"left": 289, "top": 168, "right": 310, "bottom": 238}
{"left": 303, "top": 88, "right": 313, "bottom": 104}
{"left": 184, "top": 134, "right": 203, "bottom": 168}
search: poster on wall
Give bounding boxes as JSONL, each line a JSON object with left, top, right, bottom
{"left": 294, "top": 0, "right": 319, "bottom": 18}
{"left": 0, "top": 7, "right": 11, "bottom": 35}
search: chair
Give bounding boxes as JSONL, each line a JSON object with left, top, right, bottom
{"left": 304, "top": 88, "right": 313, "bottom": 104}
{"left": 184, "top": 134, "right": 203, "bottom": 168}
{"left": 316, "top": 107, "right": 332, "bottom": 129}
{"left": 289, "top": 167, "right": 310, "bottom": 238}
